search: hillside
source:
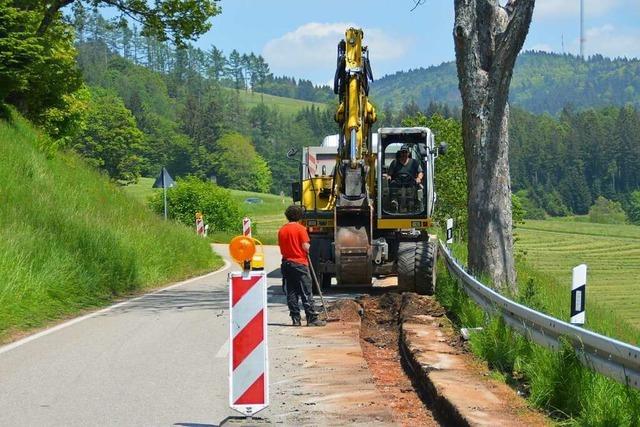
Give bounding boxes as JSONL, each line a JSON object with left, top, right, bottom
{"left": 372, "top": 51, "right": 640, "bottom": 115}
{"left": 0, "top": 111, "right": 220, "bottom": 342}
{"left": 237, "top": 90, "right": 326, "bottom": 117}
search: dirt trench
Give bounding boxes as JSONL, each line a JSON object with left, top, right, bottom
{"left": 326, "top": 292, "right": 549, "bottom": 427}
{"left": 330, "top": 293, "right": 444, "bottom": 426}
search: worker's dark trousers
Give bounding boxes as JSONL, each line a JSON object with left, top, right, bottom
{"left": 281, "top": 260, "right": 318, "bottom": 321}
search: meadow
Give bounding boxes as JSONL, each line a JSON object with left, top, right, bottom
{"left": 237, "top": 90, "right": 327, "bottom": 116}
{"left": 516, "top": 219, "right": 640, "bottom": 331}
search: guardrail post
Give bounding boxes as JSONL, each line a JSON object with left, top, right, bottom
{"left": 570, "top": 264, "right": 587, "bottom": 326}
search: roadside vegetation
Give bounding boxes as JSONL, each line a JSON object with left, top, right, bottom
{"left": 124, "top": 178, "right": 290, "bottom": 245}
{"left": 437, "top": 241, "right": 640, "bottom": 426}
{"left": 0, "top": 111, "right": 220, "bottom": 343}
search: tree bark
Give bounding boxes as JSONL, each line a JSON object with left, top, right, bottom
{"left": 453, "top": 0, "right": 534, "bottom": 292}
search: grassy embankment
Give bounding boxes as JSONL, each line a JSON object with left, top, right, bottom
{"left": 436, "top": 218, "right": 640, "bottom": 425}
{"left": 0, "top": 112, "right": 221, "bottom": 343}
{"left": 125, "top": 178, "right": 291, "bottom": 245}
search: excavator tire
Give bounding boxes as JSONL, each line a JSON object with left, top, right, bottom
{"left": 397, "top": 240, "right": 436, "bottom": 295}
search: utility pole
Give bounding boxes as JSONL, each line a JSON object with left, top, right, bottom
{"left": 580, "top": 0, "right": 585, "bottom": 59}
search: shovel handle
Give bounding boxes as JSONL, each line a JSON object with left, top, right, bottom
{"left": 307, "top": 255, "right": 330, "bottom": 321}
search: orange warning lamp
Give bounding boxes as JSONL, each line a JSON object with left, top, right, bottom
{"left": 229, "top": 236, "right": 256, "bottom": 269}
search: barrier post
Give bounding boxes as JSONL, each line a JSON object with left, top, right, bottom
{"left": 243, "top": 217, "right": 252, "bottom": 238}
{"left": 227, "top": 236, "right": 269, "bottom": 419}
{"left": 571, "top": 264, "right": 587, "bottom": 326}
{"left": 196, "top": 212, "right": 205, "bottom": 237}
{"left": 446, "top": 218, "right": 454, "bottom": 245}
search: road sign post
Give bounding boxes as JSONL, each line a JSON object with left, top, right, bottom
{"left": 571, "top": 264, "right": 587, "bottom": 326}
{"left": 152, "top": 167, "right": 176, "bottom": 220}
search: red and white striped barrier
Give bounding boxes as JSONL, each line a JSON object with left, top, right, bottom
{"left": 243, "top": 217, "right": 252, "bottom": 238}
{"left": 196, "top": 212, "right": 205, "bottom": 237}
{"left": 229, "top": 271, "right": 268, "bottom": 416}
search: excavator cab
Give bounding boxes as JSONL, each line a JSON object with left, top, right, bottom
{"left": 377, "top": 127, "right": 438, "bottom": 222}
{"left": 382, "top": 143, "right": 424, "bottom": 214}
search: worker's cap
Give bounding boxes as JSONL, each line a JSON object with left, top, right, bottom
{"left": 399, "top": 144, "right": 411, "bottom": 152}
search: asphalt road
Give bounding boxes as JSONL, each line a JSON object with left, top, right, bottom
{"left": 0, "top": 245, "right": 297, "bottom": 426}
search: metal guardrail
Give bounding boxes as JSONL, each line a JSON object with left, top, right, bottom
{"left": 438, "top": 241, "right": 640, "bottom": 390}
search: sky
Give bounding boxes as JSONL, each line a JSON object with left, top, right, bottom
{"left": 192, "top": 0, "right": 640, "bottom": 86}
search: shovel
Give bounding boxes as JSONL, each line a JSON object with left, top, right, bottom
{"left": 307, "top": 255, "right": 338, "bottom": 322}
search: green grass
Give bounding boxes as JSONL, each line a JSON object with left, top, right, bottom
{"left": 228, "top": 189, "right": 292, "bottom": 244}
{"left": 236, "top": 90, "right": 326, "bottom": 116}
{"left": 517, "top": 219, "right": 640, "bottom": 331}
{"left": 122, "top": 176, "right": 157, "bottom": 204}
{"left": 0, "top": 111, "right": 221, "bottom": 343}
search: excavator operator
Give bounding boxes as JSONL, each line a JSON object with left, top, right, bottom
{"left": 384, "top": 144, "right": 424, "bottom": 213}
{"left": 386, "top": 144, "right": 423, "bottom": 185}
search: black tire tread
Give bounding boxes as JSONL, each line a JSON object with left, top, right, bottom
{"left": 415, "top": 240, "right": 436, "bottom": 295}
{"left": 397, "top": 241, "right": 417, "bottom": 292}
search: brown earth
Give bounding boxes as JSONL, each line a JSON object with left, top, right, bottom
{"left": 355, "top": 294, "right": 440, "bottom": 426}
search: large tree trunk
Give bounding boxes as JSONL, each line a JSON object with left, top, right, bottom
{"left": 453, "top": 0, "right": 534, "bottom": 292}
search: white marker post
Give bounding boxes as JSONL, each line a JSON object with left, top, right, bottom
{"left": 446, "top": 218, "right": 454, "bottom": 244}
{"left": 571, "top": 264, "right": 587, "bottom": 326}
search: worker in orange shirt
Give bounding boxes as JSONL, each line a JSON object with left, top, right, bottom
{"left": 278, "top": 205, "right": 326, "bottom": 327}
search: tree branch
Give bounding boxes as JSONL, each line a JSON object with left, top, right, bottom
{"left": 495, "top": 0, "right": 535, "bottom": 74}
{"left": 453, "top": 0, "right": 480, "bottom": 97}
{"left": 410, "top": 0, "right": 426, "bottom": 12}
{"left": 37, "top": 0, "right": 76, "bottom": 36}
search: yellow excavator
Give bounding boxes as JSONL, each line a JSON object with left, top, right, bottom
{"left": 289, "top": 28, "right": 446, "bottom": 294}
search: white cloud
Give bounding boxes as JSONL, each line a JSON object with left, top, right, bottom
{"left": 534, "top": 0, "right": 618, "bottom": 20}
{"left": 579, "top": 25, "right": 640, "bottom": 58}
{"left": 262, "top": 22, "right": 412, "bottom": 84}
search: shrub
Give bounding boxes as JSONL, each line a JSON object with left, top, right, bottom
{"left": 543, "top": 190, "right": 571, "bottom": 217}
{"left": 588, "top": 196, "right": 628, "bottom": 224}
{"left": 626, "top": 190, "right": 640, "bottom": 225}
{"left": 149, "top": 176, "right": 243, "bottom": 232}
{"left": 515, "top": 189, "right": 546, "bottom": 220}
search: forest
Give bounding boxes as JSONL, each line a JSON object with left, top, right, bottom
{"left": 372, "top": 51, "right": 640, "bottom": 115}
{"left": 2, "top": 4, "right": 639, "bottom": 223}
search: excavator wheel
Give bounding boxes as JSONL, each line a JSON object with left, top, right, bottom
{"left": 397, "top": 240, "right": 437, "bottom": 295}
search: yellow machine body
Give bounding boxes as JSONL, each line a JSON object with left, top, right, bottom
{"left": 296, "top": 28, "right": 440, "bottom": 293}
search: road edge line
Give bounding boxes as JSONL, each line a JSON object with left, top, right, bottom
{"left": 0, "top": 259, "right": 231, "bottom": 355}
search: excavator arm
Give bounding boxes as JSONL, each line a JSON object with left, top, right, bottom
{"left": 331, "top": 28, "right": 377, "bottom": 285}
